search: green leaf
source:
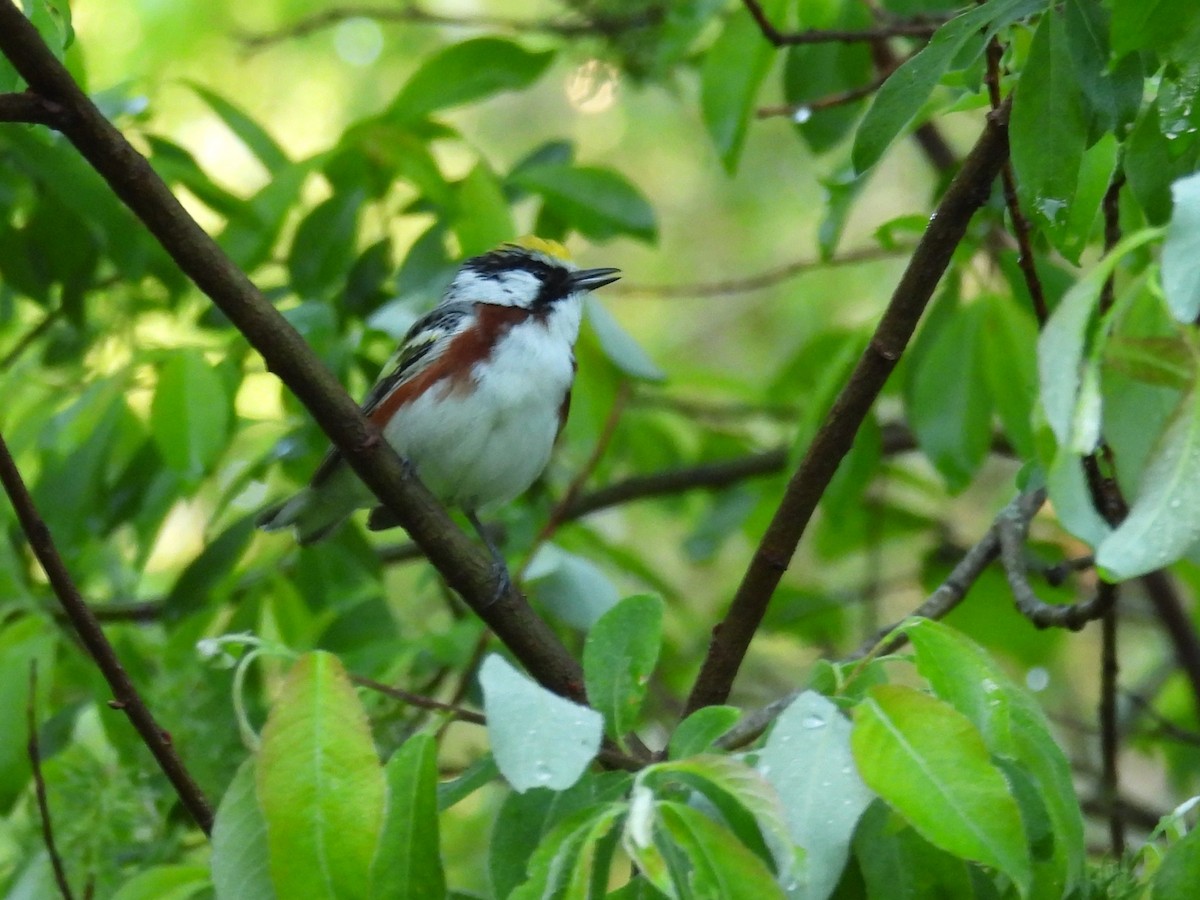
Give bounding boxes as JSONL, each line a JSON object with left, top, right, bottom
{"left": 190, "top": 83, "right": 289, "bottom": 173}
{"left": 1110, "top": 0, "right": 1200, "bottom": 59}
{"left": 437, "top": 754, "right": 499, "bottom": 812}
{"left": 257, "top": 652, "right": 386, "bottom": 900}
{"left": 218, "top": 159, "right": 314, "bottom": 271}
{"left": 369, "top": 734, "right": 446, "bottom": 899}
{"left": 479, "top": 654, "right": 603, "bottom": 793}
{"left": 905, "top": 619, "right": 1084, "bottom": 896}
{"left": 388, "top": 38, "right": 554, "bottom": 123}
{"left": 643, "top": 755, "right": 794, "bottom": 879}
{"left": 525, "top": 542, "right": 620, "bottom": 630}
{"left": 453, "top": 162, "right": 514, "bottom": 257}
{"left": 851, "top": 684, "right": 1031, "bottom": 892}
{"left": 853, "top": 803, "right": 981, "bottom": 899}
{"left": 1010, "top": 10, "right": 1087, "bottom": 248}
{"left": 511, "top": 164, "right": 657, "bottom": 243}
{"left": 163, "top": 515, "right": 255, "bottom": 620}
{"left": 1105, "top": 337, "right": 1194, "bottom": 391}
{"left": 1062, "top": 0, "right": 1142, "bottom": 143}
{"left": 287, "top": 189, "right": 364, "bottom": 296}
{"left": 583, "top": 594, "right": 663, "bottom": 742}
{"left": 699, "top": 0, "right": 784, "bottom": 172}
{"left": 905, "top": 299, "right": 992, "bottom": 491}
{"left": 1057, "top": 133, "right": 1119, "bottom": 266}
{"left": 1037, "top": 229, "right": 1165, "bottom": 448}
{"left": 1097, "top": 382, "right": 1200, "bottom": 578}
{"left": 1163, "top": 171, "right": 1200, "bottom": 321}
{"left": 655, "top": 801, "right": 787, "bottom": 900}
{"left": 1126, "top": 103, "right": 1200, "bottom": 226}
{"left": 110, "top": 866, "right": 210, "bottom": 900}
{"left": 1153, "top": 824, "right": 1200, "bottom": 899}
{"left": 151, "top": 349, "right": 233, "bottom": 480}
{"left": 584, "top": 295, "right": 665, "bottom": 382}
{"left": 211, "top": 759, "right": 274, "bottom": 900}
{"left": 852, "top": 0, "right": 1046, "bottom": 173}
{"left": 758, "top": 691, "right": 875, "bottom": 900}
{"left": 980, "top": 294, "right": 1039, "bottom": 459}
{"left": 509, "top": 803, "right": 625, "bottom": 900}
{"left": 668, "top": 706, "right": 740, "bottom": 759}
{"left": 489, "top": 775, "right": 631, "bottom": 897}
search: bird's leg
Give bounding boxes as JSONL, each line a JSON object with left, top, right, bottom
{"left": 466, "top": 510, "right": 511, "bottom": 606}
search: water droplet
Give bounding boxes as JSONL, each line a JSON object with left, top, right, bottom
{"left": 801, "top": 715, "right": 826, "bottom": 729}
{"left": 792, "top": 106, "right": 813, "bottom": 124}
{"left": 1025, "top": 666, "right": 1050, "bottom": 692}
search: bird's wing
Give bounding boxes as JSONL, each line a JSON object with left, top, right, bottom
{"left": 309, "top": 302, "right": 475, "bottom": 488}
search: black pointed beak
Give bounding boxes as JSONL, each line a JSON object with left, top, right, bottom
{"left": 570, "top": 267, "right": 621, "bottom": 291}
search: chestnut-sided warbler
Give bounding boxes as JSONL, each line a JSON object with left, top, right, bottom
{"left": 257, "top": 236, "right": 621, "bottom": 561}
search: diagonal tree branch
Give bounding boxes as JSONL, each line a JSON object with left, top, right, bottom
{"left": 684, "top": 100, "right": 1012, "bottom": 714}
{"left": 0, "top": 432, "right": 214, "bottom": 834}
{"left": 0, "top": 2, "right": 586, "bottom": 702}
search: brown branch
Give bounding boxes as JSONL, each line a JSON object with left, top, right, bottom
{"left": 850, "top": 488, "right": 1046, "bottom": 660}
{"left": 351, "top": 673, "right": 485, "bottom": 725}
{"left": 683, "top": 99, "right": 1013, "bottom": 714}
{"left": 1140, "top": 570, "right": 1200, "bottom": 721}
{"left": 984, "top": 36, "right": 1047, "bottom": 324}
{"left": 0, "top": 432, "right": 214, "bottom": 833}
{"left": 0, "top": 89, "right": 64, "bottom": 126}
{"left": 1099, "top": 592, "right": 1124, "bottom": 855}
{"left": 0, "top": 1, "right": 586, "bottom": 703}
{"left": 614, "top": 244, "right": 911, "bottom": 299}
{"left": 27, "top": 663, "right": 75, "bottom": 900}
{"left": 997, "top": 500, "right": 1117, "bottom": 630}
{"left": 740, "top": 0, "right": 942, "bottom": 45}
{"left": 237, "top": 3, "right": 662, "bottom": 51}
{"left": 756, "top": 74, "right": 890, "bottom": 119}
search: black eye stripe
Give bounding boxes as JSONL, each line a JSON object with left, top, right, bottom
{"left": 463, "top": 250, "right": 556, "bottom": 281}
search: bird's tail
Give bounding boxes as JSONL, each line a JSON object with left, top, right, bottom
{"left": 256, "top": 466, "right": 370, "bottom": 545}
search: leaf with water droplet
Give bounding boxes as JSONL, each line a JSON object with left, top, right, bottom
{"left": 1098, "top": 381, "right": 1200, "bottom": 578}
{"left": 1163, "top": 170, "right": 1200, "bottom": 321}
{"left": 758, "top": 691, "right": 874, "bottom": 899}
{"left": 480, "top": 655, "right": 602, "bottom": 793}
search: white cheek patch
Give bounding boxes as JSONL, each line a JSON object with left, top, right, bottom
{"left": 447, "top": 268, "right": 543, "bottom": 307}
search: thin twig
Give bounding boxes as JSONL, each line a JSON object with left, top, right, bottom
{"left": 0, "top": 431, "right": 214, "bottom": 833}
{"left": 684, "top": 100, "right": 1014, "bottom": 714}
{"left": 756, "top": 75, "right": 890, "bottom": 119}
{"left": 0, "top": 307, "right": 64, "bottom": 371}
{"left": 740, "top": 0, "right": 943, "bottom": 45}
{"left": 1140, "top": 570, "right": 1200, "bottom": 721}
{"left": 984, "top": 35, "right": 1047, "bottom": 324}
{"left": 237, "top": 3, "right": 663, "bottom": 51}
{"left": 614, "top": 244, "right": 911, "bottom": 299}
{"left": 27, "top": 663, "right": 75, "bottom": 900}
{"left": 997, "top": 501, "right": 1117, "bottom": 630}
{"left": 851, "top": 488, "right": 1046, "bottom": 658}
{"left": 351, "top": 673, "right": 485, "bottom": 724}
{"left": 1099, "top": 591, "right": 1124, "bottom": 855}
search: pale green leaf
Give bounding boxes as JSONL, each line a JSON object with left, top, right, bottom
{"left": 257, "top": 652, "right": 386, "bottom": 900}
{"left": 479, "top": 654, "right": 603, "bottom": 793}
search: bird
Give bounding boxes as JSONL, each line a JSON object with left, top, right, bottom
{"left": 256, "top": 236, "right": 621, "bottom": 577}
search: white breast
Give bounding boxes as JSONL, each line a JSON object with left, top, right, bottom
{"left": 381, "top": 300, "right": 582, "bottom": 510}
